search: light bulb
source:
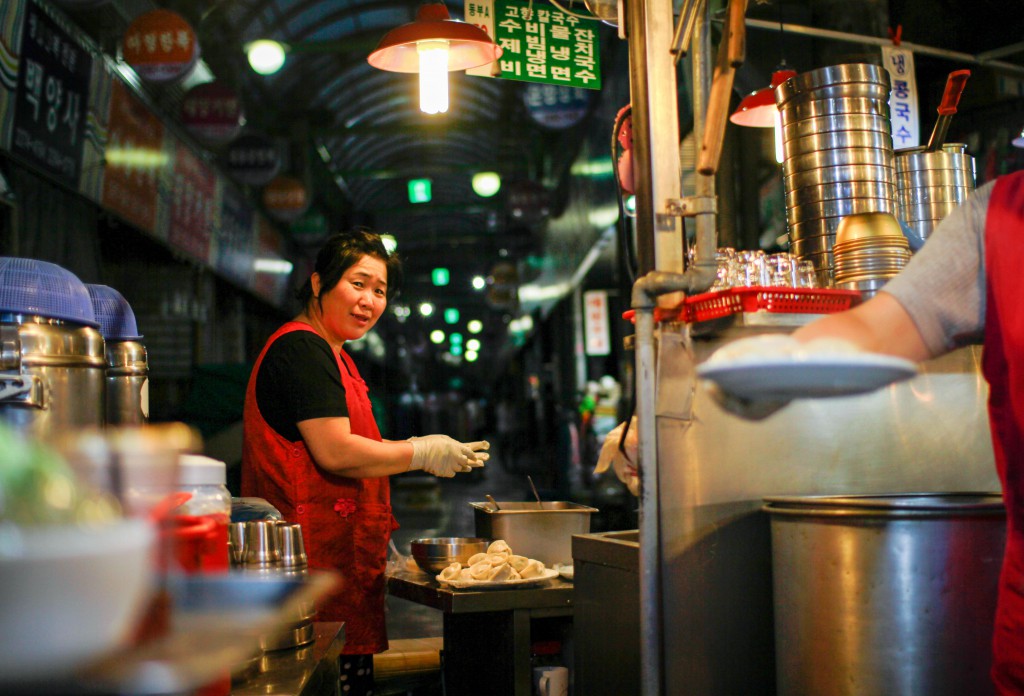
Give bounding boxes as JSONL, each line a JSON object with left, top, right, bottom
{"left": 418, "top": 40, "right": 449, "bottom": 115}
{"left": 247, "top": 40, "right": 286, "bottom": 75}
{"left": 773, "top": 107, "right": 785, "bottom": 164}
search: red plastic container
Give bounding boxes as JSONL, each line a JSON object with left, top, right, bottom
{"left": 623, "top": 287, "right": 861, "bottom": 324}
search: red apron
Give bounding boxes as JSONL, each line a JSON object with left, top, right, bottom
{"left": 241, "top": 321, "right": 396, "bottom": 655}
{"left": 983, "top": 170, "right": 1024, "bottom": 693}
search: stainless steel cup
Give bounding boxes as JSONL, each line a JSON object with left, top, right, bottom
{"left": 229, "top": 522, "right": 247, "bottom": 566}
{"left": 279, "top": 524, "right": 308, "bottom": 568}
{"left": 244, "top": 520, "right": 281, "bottom": 566}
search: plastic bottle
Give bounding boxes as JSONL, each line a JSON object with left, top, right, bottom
{"left": 171, "top": 454, "right": 231, "bottom": 573}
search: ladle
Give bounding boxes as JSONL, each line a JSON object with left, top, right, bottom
{"left": 486, "top": 494, "right": 501, "bottom": 512}
{"left": 925, "top": 69, "right": 970, "bottom": 151}
{"left": 527, "top": 475, "right": 543, "bottom": 509}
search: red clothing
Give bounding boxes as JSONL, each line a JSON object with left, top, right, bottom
{"left": 983, "top": 170, "right": 1024, "bottom": 693}
{"left": 241, "top": 321, "right": 396, "bottom": 654}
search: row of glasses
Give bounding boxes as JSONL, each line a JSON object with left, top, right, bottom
{"left": 701, "top": 248, "right": 818, "bottom": 290}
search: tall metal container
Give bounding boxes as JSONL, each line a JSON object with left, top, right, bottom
{"left": 765, "top": 493, "right": 1004, "bottom": 696}
{"left": 87, "top": 284, "right": 148, "bottom": 425}
{"left": 0, "top": 258, "right": 105, "bottom": 438}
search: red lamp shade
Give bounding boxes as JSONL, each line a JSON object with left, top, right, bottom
{"left": 729, "top": 68, "right": 797, "bottom": 128}
{"left": 367, "top": 3, "right": 502, "bottom": 73}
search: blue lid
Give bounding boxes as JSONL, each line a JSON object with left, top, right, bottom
{"left": 0, "top": 257, "right": 98, "bottom": 328}
{"left": 86, "top": 284, "right": 142, "bottom": 340}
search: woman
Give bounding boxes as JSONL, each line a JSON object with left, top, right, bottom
{"left": 241, "top": 230, "right": 488, "bottom": 693}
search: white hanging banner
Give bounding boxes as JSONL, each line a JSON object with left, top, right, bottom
{"left": 881, "top": 45, "right": 920, "bottom": 149}
{"left": 583, "top": 290, "right": 611, "bottom": 356}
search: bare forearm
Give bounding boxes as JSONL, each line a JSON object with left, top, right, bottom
{"left": 793, "top": 292, "right": 933, "bottom": 362}
{"left": 298, "top": 418, "right": 414, "bottom": 478}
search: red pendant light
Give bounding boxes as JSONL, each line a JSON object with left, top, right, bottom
{"left": 730, "top": 68, "right": 797, "bottom": 127}
{"left": 368, "top": 4, "right": 502, "bottom": 114}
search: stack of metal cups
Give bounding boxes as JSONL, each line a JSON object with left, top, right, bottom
{"left": 775, "top": 64, "right": 899, "bottom": 287}
{"left": 895, "top": 143, "right": 976, "bottom": 242}
{"left": 832, "top": 212, "right": 911, "bottom": 298}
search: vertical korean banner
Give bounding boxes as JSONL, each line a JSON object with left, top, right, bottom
{"left": 166, "top": 137, "right": 216, "bottom": 264}
{"left": 881, "top": 45, "right": 919, "bottom": 149}
{"left": 101, "top": 79, "right": 164, "bottom": 234}
{"left": 78, "top": 56, "right": 114, "bottom": 202}
{"left": 0, "top": 0, "right": 28, "bottom": 151}
{"left": 466, "top": 0, "right": 601, "bottom": 90}
{"left": 10, "top": 1, "right": 91, "bottom": 188}
{"left": 583, "top": 289, "right": 610, "bottom": 356}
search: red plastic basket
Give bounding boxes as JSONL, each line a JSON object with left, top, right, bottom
{"left": 622, "top": 287, "right": 862, "bottom": 324}
{"left": 681, "top": 287, "right": 861, "bottom": 323}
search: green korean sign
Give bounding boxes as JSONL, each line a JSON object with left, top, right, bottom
{"left": 465, "top": 0, "right": 601, "bottom": 90}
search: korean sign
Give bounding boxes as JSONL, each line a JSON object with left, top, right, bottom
{"left": 465, "top": 0, "right": 601, "bottom": 90}
{"left": 583, "top": 289, "right": 610, "bottom": 356}
{"left": 11, "top": 1, "right": 91, "bottom": 187}
{"left": 881, "top": 45, "right": 919, "bottom": 149}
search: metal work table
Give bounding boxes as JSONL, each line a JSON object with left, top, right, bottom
{"left": 232, "top": 622, "right": 344, "bottom": 696}
{"left": 387, "top": 569, "right": 574, "bottom": 696}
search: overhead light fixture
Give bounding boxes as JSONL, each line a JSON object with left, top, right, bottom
{"left": 471, "top": 276, "right": 486, "bottom": 291}
{"left": 472, "top": 171, "right": 501, "bottom": 197}
{"left": 467, "top": 319, "right": 483, "bottom": 333}
{"left": 1013, "top": 127, "right": 1024, "bottom": 148}
{"left": 367, "top": 3, "right": 502, "bottom": 115}
{"left": 430, "top": 329, "right": 446, "bottom": 344}
{"left": 730, "top": 68, "right": 797, "bottom": 164}
{"left": 247, "top": 40, "right": 287, "bottom": 75}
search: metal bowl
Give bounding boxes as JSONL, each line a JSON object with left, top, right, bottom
{"left": 410, "top": 537, "right": 489, "bottom": 574}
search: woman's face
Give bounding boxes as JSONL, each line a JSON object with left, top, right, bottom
{"left": 313, "top": 254, "right": 388, "bottom": 343}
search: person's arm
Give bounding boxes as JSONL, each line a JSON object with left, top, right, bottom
{"left": 793, "top": 291, "right": 935, "bottom": 363}
{"left": 298, "top": 417, "right": 414, "bottom": 478}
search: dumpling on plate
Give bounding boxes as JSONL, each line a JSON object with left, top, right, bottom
{"left": 486, "top": 553, "right": 509, "bottom": 566}
{"left": 466, "top": 552, "right": 488, "bottom": 566}
{"left": 487, "top": 540, "right": 512, "bottom": 556}
{"left": 519, "top": 559, "right": 546, "bottom": 579}
{"left": 488, "top": 563, "right": 521, "bottom": 582}
{"left": 508, "top": 554, "right": 529, "bottom": 572}
{"left": 437, "top": 563, "right": 462, "bottom": 582}
{"left": 470, "top": 560, "right": 494, "bottom": 580}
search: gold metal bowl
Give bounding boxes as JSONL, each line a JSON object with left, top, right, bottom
{"left": 410, "top": 537, "right": 489, "bottom": 574}
{"left": 835, "top": 212, "right": 904, "bottom": 245}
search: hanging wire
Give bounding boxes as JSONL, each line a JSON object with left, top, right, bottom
{"left": 546, "top": 0, "right": 604, "bottom": 21}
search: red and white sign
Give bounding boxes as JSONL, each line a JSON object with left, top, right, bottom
{"left": 122, "top": 10, "right": 199, "bottom": 83}
{"left": 262, "top": 175, "right": 308, "bottom": 223}
{"left": 583, "top": 289, "right": 610, "bottom": 356}
{"left": 180, "top": 80, "right": 244, "bottom": 146}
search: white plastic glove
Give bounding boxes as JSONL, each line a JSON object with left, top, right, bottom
{"left": 408, "top": 435, "right": 490, "bottom": 478}
{"left": 594, "top": 417, "right": 639, "bottom": 496}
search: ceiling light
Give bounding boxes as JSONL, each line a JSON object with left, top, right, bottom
{"left": 465, "top": 350, "right": 479, "bottom": 362}
{"left": 419, "top": 302, "right": 435, "bottom": 317}
{"left": 467, "top": 319, "right": 483, "bottom": 333}
{"left": 444, "top": 308, "right": 460, "bottom": 324}
{"left": 367, "top": 3, "right": 502, "bottom": 115}
{"left": 430, "top": 329, "right": 446, "bottom": 344}
{"left": 472, "top": 172, "right": 501, "bottom": 197}
{"left": 1014, "top": 127, "right": 1024, "bottom": 149}
{"left": 247, "top": 40, "right": 287, "bottom": 75}
{"left": 471, "top": 276, "right": 486, "bottom": 291}
{"left": 381, "top": 234, "right": 398, "bottom": 253}
{"left": 466, "top": 339, "right": 481, "bottom": 351}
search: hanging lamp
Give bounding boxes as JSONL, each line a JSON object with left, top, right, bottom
{"left": 730, "top": 68, "right": 796, "bottom": 163}
{"left": 1013, "top": 127, "right": 1024, "bottom": 149}
{"left": 368, "top": 3, "right": 503, "bottom": 115}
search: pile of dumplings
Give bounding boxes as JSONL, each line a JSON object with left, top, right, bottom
{"left": 436, "top": 539, "right": 547, "bottom": 584}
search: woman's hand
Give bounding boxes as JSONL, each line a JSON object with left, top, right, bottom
{"left": 408, "top": 435, "right": 490, "bottom": 478}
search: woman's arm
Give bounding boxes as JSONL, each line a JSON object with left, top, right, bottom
{"left": 298, "top": 416, "right": 414, "bottom": 478}
{"left": 793, "top": 291, "right": 934, "bottom": 363}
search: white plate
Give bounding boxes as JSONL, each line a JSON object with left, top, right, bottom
{"left": 554, "top": 563, "right": 574, "bottom": 581}
{"left": 697, "top": 353, "right": 918, "bottom": 400}
{"left": 436, "top": 568, "right": 559, "bottom": 590}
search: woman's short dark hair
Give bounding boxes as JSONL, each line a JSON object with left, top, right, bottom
{"left": 296, "top": 229, "right": 402, "bottom": 309}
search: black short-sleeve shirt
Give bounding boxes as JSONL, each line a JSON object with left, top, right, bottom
{"left": 255, "top": 331, "right": 349, "bottom": 442}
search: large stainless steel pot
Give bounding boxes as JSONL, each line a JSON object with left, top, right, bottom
{"left": 0, "top": 318, "right": 105, "bottom": 438}
{"left": 105, "top": 340, "right": 149, "bottom": 425}
{"left": 765, "top": 493, "right": 1005, "bottom": 696}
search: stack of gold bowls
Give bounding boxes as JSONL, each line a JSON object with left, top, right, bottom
{"left": 832, "top": 212, "right": 911, "bottom": 298}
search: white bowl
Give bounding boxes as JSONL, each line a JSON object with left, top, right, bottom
{"left": 0, "top": 518, "right": 156, "bottom": 682}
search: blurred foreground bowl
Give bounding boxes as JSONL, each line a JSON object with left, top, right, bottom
{"left": 410, "top": 537, "right": 488, "bottom": 574}
{"left": 0, "top": 518, "right": 155, "bottom": 682}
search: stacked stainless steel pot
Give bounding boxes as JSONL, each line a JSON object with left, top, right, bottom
{"left": 87, "top": 284, "right": 149, "bottom": 425}
{"left": 895, "top": 143, "right": 976, "bottom": 242}
{"left": 0, "top": 258, "right": 106, "bottom": 439}
{"left": 776, "top": 64, "right": 899, "bottom": 287}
